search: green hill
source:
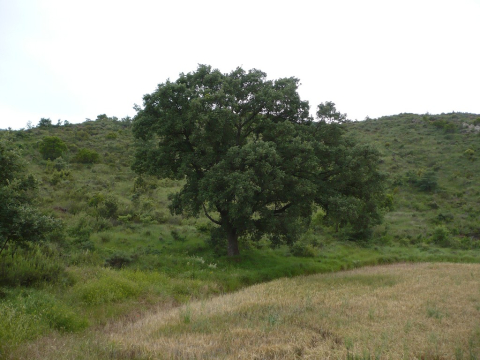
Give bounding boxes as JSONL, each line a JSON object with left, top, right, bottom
{"left": 9, "top": 112, "right": 480, "bottom": 250}
{"left": 1, "top": 112, "right": 480, "bottom": 357}
{"left": 348, "top": 112, "right": 480, "bottom": 248}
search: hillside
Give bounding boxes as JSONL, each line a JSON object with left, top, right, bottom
{"left": 1, "top": 112, "right": 480, "bottom": 357}
{"left": 6, "top": 112, "right": 480, "bottom": 249}
{"left": 347, "top": 112, "right": 480, "bottom": 248}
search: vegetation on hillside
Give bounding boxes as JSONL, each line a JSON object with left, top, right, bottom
{"left": 0, "top": 109, "right": 479, "bottom": 357}
{"left": 349, "top": 112, "right": 480, "bottom": 248}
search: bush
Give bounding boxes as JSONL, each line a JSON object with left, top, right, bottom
{"left": 52, "top": 156, "right": 68, "bottom": 171}
{"left": 435, "top": 213, "right": 454, "bottom": 223}
{"left": 290, "top": 242, "right": 316, "bottom": 257}
{"left": 104, "top": 252, "right": 133, "bottom": 269}
{"left": 105, "top": 132, "right": 118, "bottom": 140}
{"left": 171, "top": 229, "right": 186, "bottom": 242}
{"left": 0, "top": 245, "right": 65, "bottom": 287}
{"left": 50, "top": 169, "right": 72, "bottom": 185}
{"left": 431, "top": 225, "right": 451, "bottom": 247}
{"left": 417, "top": 171, "right": 438, "bottom": 192}
{"left": 464, "top": 148, "right": 475, "bottom": 160}
{"left": 88, "top": 193, "right": 118, "bottom": 219}
{"left": 72, "top": 148, "right": 100, "bottom": 164}
{"left": 39, "top": 136, "right": 68, "bottom": 160}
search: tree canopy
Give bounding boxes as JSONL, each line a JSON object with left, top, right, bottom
{"left": 132, "top": 65, "right": 385, "bottom": 256}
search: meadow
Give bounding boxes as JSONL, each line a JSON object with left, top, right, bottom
{"left": 8, "top": 263, "right": 480, "bottom": 359}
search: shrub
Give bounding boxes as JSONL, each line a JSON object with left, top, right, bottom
{"left": 52, "top": 156, "right": 68, "bottom": 171}
{"left": 0, "top": 245, "right": 65, "bottom": 287}
{"left": 431, "top": 225, "right": 451, "bottom": 247}
{"left": 50, "top": 169, "right": 72, "bottom": 185}
{"left": 105, "top": 132, "right": 118, "bottom": 140}
{"left": 435, "top": 213, "right": 454, "bottom": 223}
{"left": 171, "top": 229, "right": 186, "bottom": 242}
{"left": 417, "top": 171, "right": 438, "bottom": 192}
{"left": 290, "top": 242, "right": 316, "bottom": 257}
{"left": 443, "top": 122, "right": 456, "bottom": 133}
{"left": 104, "top": 252, "right": 133, "bottom": 269}
{"left": 72, "top": 148, "right": 100, "bottom": 164}
{"left": 39, "top": 136, "right": 68, "bottom": 160}
{"left": 464, "top": 148, "right": 475, "bottom": 160}
{"left": 88, "top": 193, "right": 118, "bottom": 219}
{"left": 196, "top": 221, "right": 213, "bottom": 234}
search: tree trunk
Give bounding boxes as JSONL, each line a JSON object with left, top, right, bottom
{"left": 226, "top": 227, "right": 240, "bottom": 257}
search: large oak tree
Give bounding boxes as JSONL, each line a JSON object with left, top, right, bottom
{"left": 132, "top": 65, "right": 385, "bottom": 256}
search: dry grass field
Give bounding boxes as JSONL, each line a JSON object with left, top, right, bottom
{"left": 11, "top": 263, "right": 480, "bottom": 359}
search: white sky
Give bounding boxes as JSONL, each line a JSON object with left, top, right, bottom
{"left": 1, "top": 0, "right": 479, "bottom": 129}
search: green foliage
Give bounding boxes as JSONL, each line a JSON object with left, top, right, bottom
{"left": 132, "top": 65, "right": 385, "bottom": 255}
{"left": 45, "top": 156, "right": 69, "bottom": 173}
{"left": 0, "top": 289, "right": 88, "bottom": 354}
{"left": 53, "top": 156, "right": 68, "bottom": 171}
{"left": 464, "top": 148, "right": 475, "bottom": 160}
{"left": 171, "top": 229, "right": 186, "bottom": 242}
{"left": 383, "top": 193, "right": 395, "bottom": 211}
{"left": 432, "top": 225, "right": 451, "bottom": 247}
{"left": 2, "top": 104, "right": 480, "bottom": 356}
{"left": 0, "top": 244, "right": 65, "bottom": 286}
{"left": 0, "top": 140, "right": 61, "bottom": 257}
{"left": 88, "top": 193, "right": 118, "bottom": 219}
{"left": 105, "top": 131, "right": 118, "bottom": 140}
{"left": 0, "top": 140, "right": 23, "bottom": 182}
{"left": 429, "top": 117, "right": 457, "bottom": 133}
{"left": 104, "top": 251, "right": 133, "bottom": 269}
{"left": 39, "top": 136, "right": 68, "bottom": 160}
{"left": 73, "top": 271, "right": 142, "bottom": 305}
{"left": 407, "top": 170, "right": 438, "bottom": 192}
{"left": 290, "top": 242, "right": 316, "bottom": 257}
{"left": 435, "top": 213, "right": 454, "bottom": 224}
{"left": 50, "top": 169, "right": 72, "bottom": 185}
{"left": 72, "top": 148, "right": 100, "bottom": 164}
{"left": 37, "top": 118, "right": 52, "bottom": 128}
{"left": 417, "top": 171, "right": 438, "bottom": 192}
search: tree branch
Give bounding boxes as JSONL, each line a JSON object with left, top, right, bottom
{"left": 203, "top": 204, "right": 222, "bottom": 225}
{"left": 274, "top": 203, "right": 292, "bottom": 214}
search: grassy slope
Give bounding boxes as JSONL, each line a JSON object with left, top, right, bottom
{"left": 348, "top": 112, "right": 480, "bottom": 245}
{"left": 1, "top": 113, "right": 480, "bottom": 357}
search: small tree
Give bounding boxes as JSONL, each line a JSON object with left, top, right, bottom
{"left": 37, "top": 118, "right": 52, "bottom": 128}
{"left": 132, "top": 65, "right": 386, "bottom": 256}
{"left": 39, "top": 136, "right": 68, "bottom": 160}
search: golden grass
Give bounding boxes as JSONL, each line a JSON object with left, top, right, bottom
{"left": 11, "top": 263, "right": 480, "bottom": 359}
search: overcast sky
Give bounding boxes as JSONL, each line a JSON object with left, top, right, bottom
{"left": 1, "top": 0, "right": 479, "bottom": 129}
